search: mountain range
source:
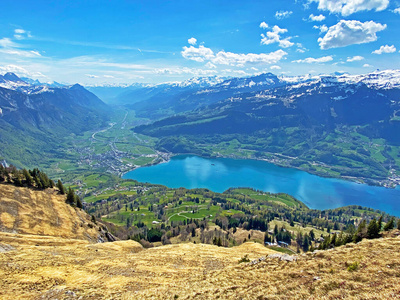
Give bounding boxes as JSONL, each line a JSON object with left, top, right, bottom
{"left": 2, "top": 70, "right": 400, "bottom": 185}
{"left": 0, "top": 73, "right": 109, "bottom": 167}
{"left": 130, "top": 70, "right": 400, "bottom": 185}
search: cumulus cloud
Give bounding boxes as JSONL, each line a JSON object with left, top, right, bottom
{"left": 212, "top": 49, "right": 288, "bottom": 66}
{"left": 372, "top": 44, "right": 396, "bottom": 54}
{"left": 363, "top": 63, "right": 373, "bottom": 67}
{"left": 259, "top": 22, "right": 269, "bottom": 29}
{"left": 181, "top": 45, "right": 215, "bottom": 62}
{"left": 310, "top": 0, "right": 389, "bottom": 16}
{"left": 318, "top": 20, "right": 386, "bottom": 50}
{"left": 313, "top": 24, "right": 328, "bottom": 33}
{"left": 260, "top": 25, "right": 294, "bottom": 48}
{"left": 394, "top": 8, "right": 400, "bottom": 14}
{"left": 181, "top": 44, "right": 288, "bottom": 66}
{"left": 292, "top": 56, "right": 333, "bottom": 63}
{"left": 347, "top": 55, "right": 364, "bottom": 62}
{"left": 85, "top": 74, "right": 99, "bottom": 78}
{"left": 275, "top": 11, "right": 293, "bottom": 20}
{"left": 188, "top": 37, "right": 197, "bottom": 46}
{"left": 309, "top": 14, "right": 326, "bottom": 21}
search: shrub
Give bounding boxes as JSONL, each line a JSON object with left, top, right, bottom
{"left": 347, "top": 261, "right": 359, "bottom": 272}
{"left": 238, "top": 254, "right": 250, "bottom": 264}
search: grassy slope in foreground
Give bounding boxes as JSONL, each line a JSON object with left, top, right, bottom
{"left": 0, "top": 184, "right": 108, "bottom": 242}
{"left": 1, "top": 230, "right": 400, "bottom": 299}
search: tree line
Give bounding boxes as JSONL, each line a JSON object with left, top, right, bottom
{"left": 0, "top": 164, "right": 82, "bottom": 208}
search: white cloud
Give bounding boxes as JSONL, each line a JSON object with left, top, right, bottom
{"left": 154, "top": 67, "right": 217, "bottom": 76}
{"left": 394, "top": 8, "right": 400, "bottom": 14}
{"left": 0, "top": 36, "right": 41, "bottom": 57}
{"left": 212, "top": 49, "right": 288, "bottom": 66}
{"left": 181, "top": 45, "right": 215, "bottom": 62}
{"left": 372, "top": 44, "right": 396, "bottom": 54}
{"left": 14, "top": 29, "right": 26, "bottom": 34}
{"left": 259, "top": 22, "right": 269, "bottom": 29}
{"left": 313, "top": 24, "right": 328, "bottom": 33}
{"left": 318, "top": 20, "right": 386, "bottom": 50}
{"left": 309, "top": 14, "right": 326, "bottom": 21}
{"left": 103, "top": 75, "right": 115, "bottom": 78}
{"left": 13, "top": 28, "right": 31, "bottom": 40}
{"left": 205, "top": 62, "right": 217, "bottom": 69}
{"left": 0, "top": 48, "right": 41, "bottom": 57}
{"left": 310, "top": 0, "right": 389, "bottom": 16}
{"left": 260, "top": 25, "right": 294, "bottom": 48}
{"left": 292, "top": 55, "right": 333, "bottom": 63}
{"left": 363, "top": 63, "right": 373, "bottom": 67}
{"left": 181, "top": 44, "right": 288, "bottom": 66}
{"left": 275, "top": 11, "right": 293, "bottom": 20}
{"left": 0, "top": 64, "right": 46, "bottom": 78}
{"left": 188, "top": 37, "right": 197, "bottom": 46}
{"left": 0, "top": 38, "right": 19, "bottom": 48}
{"left": 347, "top": 55, "right": 364, "bottom": 62}
{"left": 270, "top": 65, "right": 281, "bottom": 70}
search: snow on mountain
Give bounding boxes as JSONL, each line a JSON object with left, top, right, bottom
{"left": 0, "top": 72, "right": 30, "bottom": 90}
{"left": 337, "top": 70, "right": 400, "bottom": 89}
{"left": 0, "top": 73, "right": 69, "bottom": 94}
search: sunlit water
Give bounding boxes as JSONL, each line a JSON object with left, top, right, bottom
{"left": 123, "top": 155, "right": 400, "bottom": 216}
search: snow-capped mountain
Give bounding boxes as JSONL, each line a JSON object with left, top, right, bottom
{"left": 0, "top": 72, "right": 68, "bottom": 94}
{"left": 0, "top": 73, "right": 30, "bottom": 90}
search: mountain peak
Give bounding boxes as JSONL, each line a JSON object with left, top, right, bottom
{"left": 3, "top": 72, "right": 25, "bottom": 83}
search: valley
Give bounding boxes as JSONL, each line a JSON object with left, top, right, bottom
{"left": 3, "top": 1, "right": 400, "bottom": 298}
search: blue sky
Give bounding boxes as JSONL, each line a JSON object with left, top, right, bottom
{"left": 0, "top": 0, "right": 399, "bottom": 85}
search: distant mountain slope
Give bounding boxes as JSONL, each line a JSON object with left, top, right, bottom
{"left": 135, "top": 70, "right": 400, "bottom": 185}
{"left": 136, "top": 72, "right": 400, "bottom": 139}
{"left": 0, "top": 73, "right": 110, "bottom": 167}
{"left": 119, "top": 70, "right": 400, "bottom": 121}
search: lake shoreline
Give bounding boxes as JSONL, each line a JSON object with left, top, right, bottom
{"left": 124, "top": 151, "right": 398, "bottom": 190}
{"left": 122, "top": 154, "right": 400, "bottom": 216}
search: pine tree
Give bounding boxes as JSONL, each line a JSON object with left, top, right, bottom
{"left": 383, "top": 217, "right": 395, "bottom": 231}
{"left": 57, "top": 180, "right": 65, "bottom": 194}
{"left": 76, "top": 195, "right": 83, "bottom": 209}
{"left": 22, "top": 169, "right": 33, "bottom": 186}
{"left": 353, "top": 219, "right": 367, "bottom": 243}
{"left": 367, "top": 219, "right": 380, "bottom": 239}
{"left": 66, "top": 188, "right": 76, "bottom": 206}
{"left": 377, "top": 216, "right": 383, "bottom": 232}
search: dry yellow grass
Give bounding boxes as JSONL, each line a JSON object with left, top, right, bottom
{"left": 1, "top": 231, "right": 400, "bottom": 299}
{"left": 1, "top": 184, "right": 400, "bottom": 299}
{"left": 0, "top": 184, "right": 104, "bottom": 242}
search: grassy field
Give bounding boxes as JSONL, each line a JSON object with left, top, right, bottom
{"left": 229, "top": 188, "right": 307, "bottom": 208}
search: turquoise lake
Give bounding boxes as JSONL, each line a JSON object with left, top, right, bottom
{"left": 123, "top": 155, "right": 400, "bottom": 216}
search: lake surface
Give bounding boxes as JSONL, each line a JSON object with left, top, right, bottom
{"left": 123, "top": 155, "right": 400, "bottom": 216}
